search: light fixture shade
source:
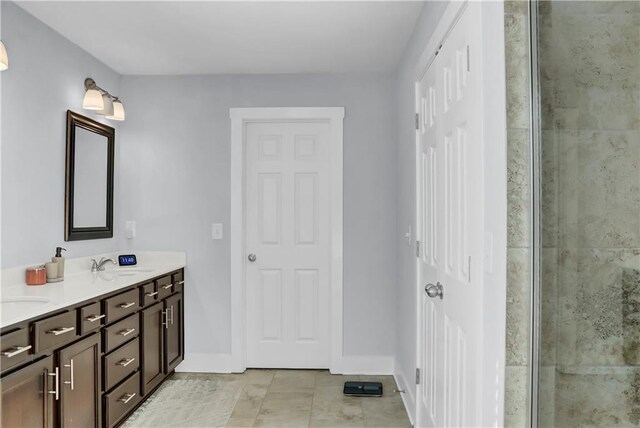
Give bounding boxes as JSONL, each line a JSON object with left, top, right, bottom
{"left": 0, "top": 41, "right": 8, "bottom": 71}
{"left": 96, "top": 94, "right": 114, "bottom": 116}
{"left": 83, "top": 89, "right": 104, "bottom": 110}
{"left": 106, "top": 100, "right": 125, "bottom": 121}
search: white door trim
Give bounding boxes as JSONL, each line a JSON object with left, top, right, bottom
{"left": 229, "top": 107, "right": 345, "bottom": 373}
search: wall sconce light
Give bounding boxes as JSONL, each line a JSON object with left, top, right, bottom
{"left": 82, "top": 78, "right": 125, "bottom": 121}
{"left": 0, "top": 41, "right": 9, "bottom": 71}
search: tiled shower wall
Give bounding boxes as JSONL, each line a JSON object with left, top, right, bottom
{"left": 504, "top": 1, "right": 640, "bottom": 427}
{"left": 504, "top": 1, "right": 534, "bottom": 426}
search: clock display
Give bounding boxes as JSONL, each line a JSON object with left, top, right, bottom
{"left": 118, "top": 254, "right": 137, "bottom": 266}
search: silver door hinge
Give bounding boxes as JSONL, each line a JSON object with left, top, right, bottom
{"left": 416, "top": 240, "right": 420, "bottom": 258}
{"left": 415, "top": 113, "right": 420, "bottom": 130}
{"left": 416, "top": 368, "right": 421, "bottom": 384}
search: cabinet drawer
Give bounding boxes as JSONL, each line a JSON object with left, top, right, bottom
{"left": 104, "top": 338, "right": 139, "bottom": 392}
{"left": 104, "top": 371, "right": 141, "bottom": 428}
{"left": 103, "top": 314, "right": 138, "bottom": 353}
{"left": 140, "top": 282, "right": 157, "bottom": 307}
{"left": 104, "top": 289, "right": 140, "bottom": 324}
{"left": 78, "top": 302, "right": 104, "bottom": 335}
{"left": 0, "top": 328, "right": 31, "bottom": 372}
{"left": 173, "top": 271, "right": 184, "bottom": 293}
{"left": 157, "top": 275, "right": 173, "bottom": 299}
{"left": 33, "top": 311, "right": 77, "bottom": 353}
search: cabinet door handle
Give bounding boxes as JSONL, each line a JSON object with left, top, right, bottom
{"left": 162, "top": 311, "right": 168, "bottom": 329}
{"left": 63, "top": 359, "right": 74, "bottom": 390}
{"left": 2, "top": 345, "right": 31, "bottom": 358}
{"left": 118, "top": 302, "right": 136, "bottom": 309}
{"left": 118, "top": 393, "right": 136, "bottom": 404}
{"left": 117, "top": 357, "right": 136, "bottom": 367}
{"left": 161, "top": 284, "right": 173, "bottom": 290}
{"left": 47, "top": 327, "right": 74, "bottom": 336}
{"left": 85, "top": 314, "right": 105, "bottom": 322}
{"left": 47, "top": 367, "right": 59, "bottom": 400}
{"left": 118, "top": 328, "right": 136, "bottom": 337}
{"left": 170, "top": 305, "right": 174, "bottom": 325}
{"left": 145, "top": 292, "right": 158, "bottom": 297}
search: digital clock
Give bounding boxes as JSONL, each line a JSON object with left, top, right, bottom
{"left": 118, "top": 254, "right": 137, "bottom": 266}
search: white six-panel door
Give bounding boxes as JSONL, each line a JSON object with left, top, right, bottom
{"left": 417, "top": 4, "right": 484, "bottom": 426}
{"left": 245, "top": 120, "right": 332, "bottom": 368}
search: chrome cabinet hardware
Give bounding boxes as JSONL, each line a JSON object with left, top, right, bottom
{"left": 161, "top": 284, "right": 173, "bottom": 290}
{"left": 47, "top": 326, "right": 74, "bottom": 336}
{"left": 425, "top": 282, "right": 444, "bottom": 300}
{"left": 85, "top": 314, "right": 105, "bottom": 322}
{"left": 145, "top": 291, "right": 158, "bottom": 297}
{"left": 248, "top": 254, "right": 257, "bottom": 262}
{"left": 47, "top": 367, "right": 59, "bottom": 400}
{"left": 63, "top": 359, "right": 74, "bottom": 390}
{"left": 162, "top": 310, "right": 168, "bottom": 329}
{"left": 118, "top": 328, "right": 136, "bottom": 337}
{"left": 117, "top": 357, "right": 136, "bottom": 367}
{"left": 2, "top": 345, "right": 31, "bottom": 358}
{"left": 118, "top": 393, "right": 136, "bottom": 404}
{"left": 169, "top": 305, "right": 174, "bottom": 325}
{"left": 176, "top": 280, "right": 185, "bottom": 285}
{"left": 118, "top": 302, "right": 135, "bottom": 309}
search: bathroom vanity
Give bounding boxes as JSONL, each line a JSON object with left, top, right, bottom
{"left": 0, "top": 256, "right": 185, "bottom": 428}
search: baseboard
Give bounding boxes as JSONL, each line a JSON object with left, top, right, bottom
{"left": 177, "top": 353, "right": 395, "bottom": 376}
{"left": 394, "top": 364, "right": 416, "bottom": 425}
{"left": 332, "top": 356, "right": 395, "bottom": 375}
{"left": 175, "top": 353, "right": 239, "bottom": 373}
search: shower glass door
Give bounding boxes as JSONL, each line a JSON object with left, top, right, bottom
{"left": 535, "top": 1, "right": 640, "bottom": 426}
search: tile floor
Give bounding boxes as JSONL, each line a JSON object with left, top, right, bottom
{"left": 165, "top": 370, "right": 412, "bottom": 427}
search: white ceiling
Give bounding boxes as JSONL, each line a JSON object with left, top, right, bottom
{"left": 16, "top": 1, "right": 423, "bottom": 75}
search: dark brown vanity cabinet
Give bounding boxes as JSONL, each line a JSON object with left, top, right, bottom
{"left": 164, "top": 293, "right": 184, "bottom": 373}
{"left": 0, "top": 268, "right": 184, "bottom": 428}
{"left": 1, "top": 355, "right": 55, "bottom": 428}
{"left": 58, "top": 334, "right": 101, "bottom": 428}
{"left": 140, "top": 303, "right": 164, "bottom": 396}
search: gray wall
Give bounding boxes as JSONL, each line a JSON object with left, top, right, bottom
{"left": 392, "top": 0, "right": 447, "bottom": 408}
{"left": 1, "top": 1, "right": 122, "bottom": 268}
{"left": 117, "top": 73, "right": 398, "bottom": 357}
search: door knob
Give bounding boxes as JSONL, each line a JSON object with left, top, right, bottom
{"left": 248, "top": 254, "right": 257, "bottom": 262}
{"left": 425, "top": 282, "right": 444, "bottom": 300}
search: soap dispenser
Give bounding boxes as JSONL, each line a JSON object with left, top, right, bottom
{"left": 52, "top": 247, "right": 67, "bottom": 280}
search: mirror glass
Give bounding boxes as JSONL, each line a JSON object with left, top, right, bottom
{"left": 73, "top": 127, "right": 108, "bottom": 227}
{"left": 65, "top": 110, "right": 114, "bottom": 241}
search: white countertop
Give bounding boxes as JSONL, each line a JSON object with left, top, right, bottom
{"left": 0, "top": 251, "right": 186, "bottom": 329}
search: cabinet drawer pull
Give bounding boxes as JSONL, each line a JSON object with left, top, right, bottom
{"left": 161, "top": 284, "right": 173, "bottom": 290}
{"left": 118, "top": 328, "right": 136, "bottom": 337}
{"left": 118, "top": 393, "right": 136, "bottom": 404}
{"left": 63, "top": 359, "right": 74, "bottom": 390}
{"left": 47, "top": 367, "right": 59, "bottom": 400}
{"left": 176, "top": 281, "right": 185, "bottom": 285}
{"left": 145, "top": 292, "right": 158, "bottom": 297}
{"left": 117, "top": 357, "right": 136, "bottom": 367}
{"left": 118, "top": 302, "right": 136, "bottom": 309}
{"left": 85, "top": 314, "right": 105, "bottom": 322}
{"left": 47, "top": 327, "right": 74, "bottom": 336}
{"left": 2, "top": 345, "right": 31, "bottom": 358}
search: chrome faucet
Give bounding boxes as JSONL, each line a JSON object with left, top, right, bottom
{"left": 91, "top": 257, "right": 117, "bottom": 272}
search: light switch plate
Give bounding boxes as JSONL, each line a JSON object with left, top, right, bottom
{"left": 125, "top": 221, "right": 136, "bottom": 239}
{"left": 211, "top": 223, "right": 223, "bottom": 240}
